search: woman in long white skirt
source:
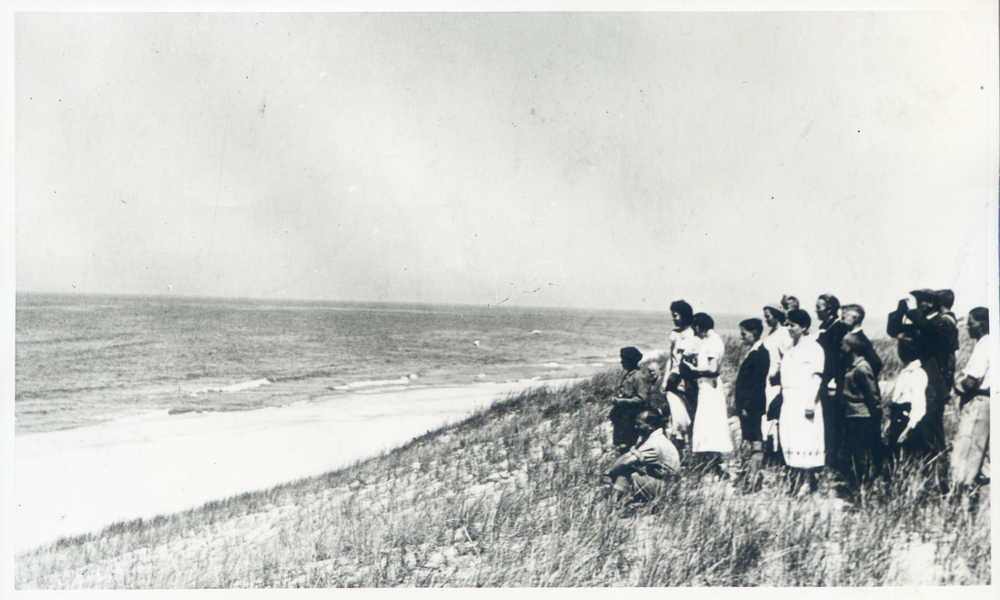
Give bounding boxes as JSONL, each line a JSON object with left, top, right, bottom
{"left": 681, "top": 313, "right": 733, "bottom": 475}
{"left": 777, "top": 309, "right": 826, "bottom": 494}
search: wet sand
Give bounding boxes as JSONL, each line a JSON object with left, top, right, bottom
{"left": 15, "top": 378, "right": 578, "bottom": 554}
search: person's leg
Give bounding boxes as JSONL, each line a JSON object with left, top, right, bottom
{"left": 630, "top": 473, "right": 665, "bottom": 501}
{"left": 821, "top": 388, "right": 841, "bottom": 470}
{"left": 950, "top": 397, "right": 991, "bottom": 494}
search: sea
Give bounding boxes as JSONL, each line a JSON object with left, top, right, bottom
{"left": 14, "top": 293, "right": 751, "bottom": 437}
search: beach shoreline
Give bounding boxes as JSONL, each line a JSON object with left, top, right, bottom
{"left": 14, "top": 377, "right": 582, "bottom": 554}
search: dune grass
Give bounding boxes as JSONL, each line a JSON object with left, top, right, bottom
{"left": 15, "top": 332, "right": 990, "bottom": 588}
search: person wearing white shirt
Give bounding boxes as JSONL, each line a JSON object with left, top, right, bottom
{"left": 950, "top": 307, "right": 991, "bottom": 491}
{"left": 604, "top": 410, "right": 681, "bottom": 503}
{"left": 680, "top": 313, "right": 733, "bottom": 477}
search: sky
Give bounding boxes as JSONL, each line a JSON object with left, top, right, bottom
{"left": 10, "top": 6, "right": 1000, "bottom": 317}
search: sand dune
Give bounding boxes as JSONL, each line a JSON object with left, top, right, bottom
{"left": 15, "top": 378, "right": 577, "bottom": 554}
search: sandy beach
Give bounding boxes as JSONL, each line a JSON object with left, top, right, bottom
{"left": 15, "top": 378, "right": 577, "bottom": 554}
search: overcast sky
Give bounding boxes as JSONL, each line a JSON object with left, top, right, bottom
{"left": 12, "top": 7, "right": 999, "bottom": 316}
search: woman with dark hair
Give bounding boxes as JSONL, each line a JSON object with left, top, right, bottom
{"left": 661, "top": 300, "right": 697, "bottom": 445}
{"left": 680, "top": 313, "right": 733, "bottom": 474}
{"left": 777, "top": 308, "right": 826, "bottom": 495}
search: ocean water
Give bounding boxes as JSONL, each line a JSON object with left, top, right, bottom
{"left": 15, "top": 293, "right": 750, "bottom": 436}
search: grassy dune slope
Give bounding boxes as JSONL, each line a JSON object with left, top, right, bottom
{"left": 16, "top": 333, "right": 990, "bottom": 588}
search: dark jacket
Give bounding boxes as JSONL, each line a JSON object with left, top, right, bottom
{"left": 817, "top": 318, "right": 850, "bottom": 389}
{"left": 734, "top": 343, "right": 770, "bottom": 418}
{"left": 887, "top": 301, "right": 954, "bottom": 399}
{"left": 849, "top": 330, "right": 883, "bottom": 381}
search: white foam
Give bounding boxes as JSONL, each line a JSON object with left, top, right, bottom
{"left": 331, "top": 376, "right": 411, "bottom": 391}
{"left": 189, "top": 378, "right": 271, "bottom": 396}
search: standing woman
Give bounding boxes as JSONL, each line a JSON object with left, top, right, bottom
{"left": 778, "top": 309, "right": 826, "bottom": 495}
{"left": 680, "top": 313, "right": 734, "bottom": 474}
{"left": 763, "top": 306, "right": 793, "bottom": 403}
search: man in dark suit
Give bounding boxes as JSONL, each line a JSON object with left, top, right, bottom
{"left": 936, "top": 289, "right": 959, "bottom": 387}
{"left": 734, "top": 318, "right": 770, "bottom": 489}
{"left": 815, "top": 294, "right": 850, "bottom": 470}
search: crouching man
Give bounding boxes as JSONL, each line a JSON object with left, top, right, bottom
{"left": 604, "top": 410, "right": 681, "bottom": 503}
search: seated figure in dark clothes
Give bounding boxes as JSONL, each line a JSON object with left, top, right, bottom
{"left": 609, "top": 346, "right": 660, "bottom": 453}
{"left": 605, "top": 410, "right": 681, "bottom": 503}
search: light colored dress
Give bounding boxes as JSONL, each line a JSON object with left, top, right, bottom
{"left": 691, "top": 330, "right": 733, "bottom": 453}
{"left": 763, "top": 326, "right": 793, "bottom": 407}
{"left": 762, "top": 325, "right": 793, "bottom": 443}
{"left": 778, "top": 334, "right": 826, "bottom": 468}
{"left": 664, "top": 327, "right": 699, "bottom": 437}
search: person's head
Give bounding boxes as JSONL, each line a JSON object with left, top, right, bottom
{"left": 635, "top": 410, "right": 663, "bottom": 436}
{"left": 816, "top": 294, "right": 840, "bottom": 322}
{"left": 786, "top": 309, "right": 811, "bottom": 343}
{"left": 691, "top": 313, "right": 714, "bottom": 339}
{"left": 937, "top": 289, "right": 955, "bottom": 311}
{"left": 968, "top": 307, "right": 989, "bottom": 340}
{"left": 781, "top": 295, "right": 800, "bottom": 312}
{"left": 841, "top": 304, "right": 865, "bottom": 329}
{"left": 670, "top": 300, "right": 694, "bottom": 330}
{"left": 840, "top": 333, "right": 866, "bottom": 361}
{"left": 619, "top": 346, "right": 643, "bottom": 370}
{"left": 910, "top": 289, "right": 940, "bottom": 316}
{"left": 739, "top": 318, "right": 763, "bottom": 346}
{"left": 763, "top": 306, "right": 786, "bottom": 328}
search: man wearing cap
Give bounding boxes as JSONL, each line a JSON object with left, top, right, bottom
{"left": 609, "top": 346, "right": 659, "bottom": 453}
{"left": 887, "top": 290, "right": 956, "bottom": 489}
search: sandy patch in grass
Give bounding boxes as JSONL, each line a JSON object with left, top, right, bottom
{"left": 15, "top": 378, "right": 578, "bottom": 554}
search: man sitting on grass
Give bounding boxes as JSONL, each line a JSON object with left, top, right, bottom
{"left": 604, "top": 410, "right": 681, "bottom": 503}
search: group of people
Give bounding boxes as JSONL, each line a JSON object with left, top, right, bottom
{"left": 603, "top": 291, "right": 991, "bottom": 505}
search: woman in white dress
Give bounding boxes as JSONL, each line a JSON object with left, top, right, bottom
{"left": 680, "top": 313, "right": 733, "bottom": 474}
{"left": 777, "top": 309, "right": 826, "bottom": 494}
{"left": 762, "top": 306, "right": 793, "bottom": 455}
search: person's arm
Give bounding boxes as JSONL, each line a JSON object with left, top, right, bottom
{"left": 605, "top": 450, "right": 640, "bottom": 480}
{"left": 804, "top": 345, "right": 824, "bottom": 418}
{"left": 887, "top": 299, "right": 907, "bottom": 337}
{"left": 855, "top": 364, "right": 881, "bottom": 410}
{"left": 804, "top": 372, "right": 823, "bottom": 418}
{"left": 751, "top": 348, "right": 770, "bottom": 416}
{"left": 904, "top": 377, "right": 927, "bottom": 430}
{"left": 680, "top": 354, "right": 719, "bottom": 379}
{"left": 864, "top": 342, "right": 883, "bottom": 380}
{"left": 662, "top": 335, "right": 679, "bottom": 392}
